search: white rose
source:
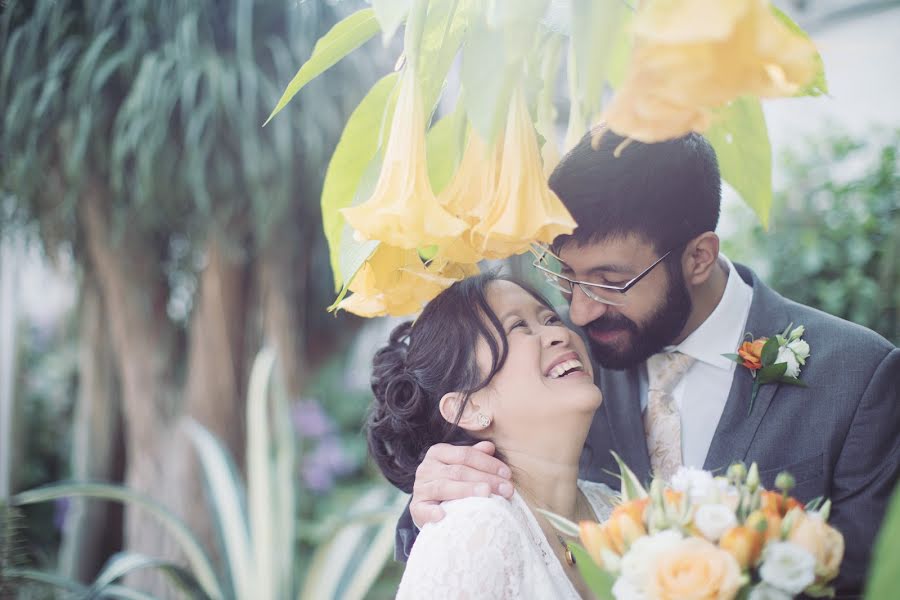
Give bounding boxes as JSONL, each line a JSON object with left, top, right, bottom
{"left": 612, "top": 577, "right": 646, "bottom": 600}
{"left": 788, "top": 325, "right": 805, "bottom": 341}
{"left": 775, "top": 346, "right": 801, "bottom": 378}
{"left": 759, "top": 542, "right": 816, "bottom": 595}
{"left": 694, "top": 503, "right": 738, "bottom": 542}
{"left": 670, "top": 467, "right": 717, "bottom": 502}
{"left": 748, "top": 583, "right": 792, "bottom": 600}
{"left": 618, "top": 530, "right": 683, "bottom": 596}
{"left": 788, "top": 339, "right": 810, "bottom": 363}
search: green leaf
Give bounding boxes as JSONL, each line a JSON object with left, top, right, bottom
{"left": 535, "top": 509, "right": 580, "bottom": 537}
{"left": 418, "top": 0, "right": 471, "bottom": 115}
{"left": 460, "top": 17, "right": 518, "bottom": 143}
{"left": 866, "top": 484, "right": 900, "bottom": 599}
{"left": 11, "top": 483, "right": 223, "bottom": 600}
{"left": 570, "top": 0, "right": 630, "bottom": 115}
{"left": 760, "top": 336, "right": 780, "bottom": 367}
{"left": 245, "top": 348, "right": 281, "bottom": 600}
{"left": 264, "top": 9, "right": 381, "bottom": 125}
{"left": 569, "top": 543, "right": 615, "bottom": 600}
{"left": 779, "top": 375, "right": 808, "bottom": 387}
{"left": 757, "top": 362, "right": 787, "bottom": 384}
{"left": 299, "top": 487, "right": 409, "bottom": 600}
{"left": 611, "top": 451, "right": 648, "bottom": 502}
{"left": 722, "top": 353, "right": 742, "bottom": 362}
{"left": 771, "top": 6, "right": 828, "bottom": 97}
{"left": 184, "top": 420, "right": 252, "bottom": 600}
{"left": 426, "top": 101, "right": 467, "bottom": 193}
{"left": 88, "top": 552, "right": 211, "bottom": 600}
{"left": 373, "top": 0, "right": 411, "bottom": 43}
{"left": 706, "top": 97, "right": 773, "bottom": 228}
{"left": 321, "top": 73, "right": 399, "bottom": 291}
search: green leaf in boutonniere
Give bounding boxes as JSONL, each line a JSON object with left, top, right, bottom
{"left": 722, "top": 353, "right": 741, "bottom": 362}
{"left": 760, "top": 337, "right": 780, "bottom": 367}
{"left": 780, "top": 376, "right": 808, "bottom": 388}
{"left": 757, "top": 362, "right": 787, "bottom": 385}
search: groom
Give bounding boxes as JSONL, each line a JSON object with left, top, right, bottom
{"left": 395, "top": 130, "right": 899, "bottom": 596}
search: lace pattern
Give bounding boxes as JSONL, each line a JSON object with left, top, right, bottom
{"left": 396, "top": 480, "right": 618, "bottom": 599}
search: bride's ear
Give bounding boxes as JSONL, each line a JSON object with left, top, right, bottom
{"left": 439, "top": 392, "right": 492, "bottom": 432}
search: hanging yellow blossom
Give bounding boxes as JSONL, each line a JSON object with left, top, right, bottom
{"left": 602, "top": 0, "right": 819, "bottom": 143}
{"left": 433, "top": 130, "right": 503, "bottom": 264}
{"left": 341, "top": 70, "right": 468, "bottom": 249}
{"left": 338, "top": 244, "right": 478, "bottom": 317}
{"left": 472, "top": 87, "right": 577, "bottom": 259}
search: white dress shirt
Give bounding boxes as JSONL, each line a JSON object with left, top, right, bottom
{"left": 639, "top": 255, "right": 753, "bottom": 468}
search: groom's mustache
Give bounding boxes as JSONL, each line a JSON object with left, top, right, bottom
{"left": 585, "top": 314, "right": 639, "bottom": 336}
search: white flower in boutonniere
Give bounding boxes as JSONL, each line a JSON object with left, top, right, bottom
{"left": 723, "top": 323, "right": 810, "bottom": 414}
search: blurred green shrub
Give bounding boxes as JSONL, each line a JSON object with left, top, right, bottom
{"left": 725, "top": 129, "right": 900, "bottom": 344}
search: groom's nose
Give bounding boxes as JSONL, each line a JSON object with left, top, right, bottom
{"left": 568, "top": 287, "right": 610, "bottom": 327}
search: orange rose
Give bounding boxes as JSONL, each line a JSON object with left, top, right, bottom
{"left": 738, "top": 338, "right": 767, "bottom": 370}
{"left": 745, "top": 509, "right": 783, "bottom": 542}
{"left": 580, "top": 521, "right": 613, "bottom": 567}
{"left": 605, "top": 511, "right": 647, "bottom": 555}
{"left": 761, "top": 490, "right": 803, "bottom": 517}
{"left": 611, "top": 498, "right": 650, "bottom": 526}
{"left": 719, "top": 525, "right": 764, "bottom": 569}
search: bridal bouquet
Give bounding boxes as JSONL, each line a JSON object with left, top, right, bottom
{"left": 565, "top": 456, "right": 844, "bottom": 600}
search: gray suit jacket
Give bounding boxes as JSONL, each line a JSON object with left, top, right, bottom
{"left": 394, "top": 264, "right": 900, "bottom": 597}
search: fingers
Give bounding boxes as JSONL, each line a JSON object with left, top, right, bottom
{"left": 425, "top": 443, "right": 512, "bottom": 480}
{"left": 410, "top": 500, "right": 446, "bottom": 528}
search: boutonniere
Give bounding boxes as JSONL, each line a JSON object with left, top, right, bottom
{"left": 723, "top": 323, "right": 809, "bottom": 414}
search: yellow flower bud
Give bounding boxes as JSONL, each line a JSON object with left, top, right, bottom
{"left": 579, "top": 520, "right": 613, "bottom": 567}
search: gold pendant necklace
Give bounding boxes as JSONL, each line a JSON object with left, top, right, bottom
{"left": 557, "top": 533, "right": 576, "bottom": 566}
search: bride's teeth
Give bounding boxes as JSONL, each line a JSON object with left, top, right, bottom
{"left": 548, "top": 359, "right": 584, "bottom": 379}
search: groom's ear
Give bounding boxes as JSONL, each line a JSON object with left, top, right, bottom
{"left": 682, "top": 232, "right": 720, "bottom": 286}
{"left": 439, "top": 392, "right": 490, "bottom": 432}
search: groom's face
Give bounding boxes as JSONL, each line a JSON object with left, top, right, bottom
{"left": 557, "top": 234, "right": 692, "bottom": 370}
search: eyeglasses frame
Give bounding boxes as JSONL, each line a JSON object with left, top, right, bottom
{"left": 530, "top": 244, "right": 675, "bottom": 306}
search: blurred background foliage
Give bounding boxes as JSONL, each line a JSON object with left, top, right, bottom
{"left": 0, "top": 0, "right": 898, "bottom": 598}
{"left": 724, "top": 128, "right": 900, "bottom": 345}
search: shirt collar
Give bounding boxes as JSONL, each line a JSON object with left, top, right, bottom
{"left": 665, "top": 254, "right": 754, "bottom": 371}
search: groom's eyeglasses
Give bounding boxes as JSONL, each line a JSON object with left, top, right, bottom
{"left": 530, "top": 244, "right": 673, "bottom": 307}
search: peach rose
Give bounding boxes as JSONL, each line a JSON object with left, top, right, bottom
{"left": 580, "top": 520, "right": 613, "bottom": 567}
{"left": 719, "top": 525, "right": 764, "bottom": 569}
{"left": 789, "top": 514, "right": 844, "bottom": 584}
{"left": 738, "top": 338, "right": 767, "bottom": 370}
{"left": 611, "top": 498, "right": 650, "bottom": 527}
{"left": 649, "top": 537, "right": 743, "bottom": 600}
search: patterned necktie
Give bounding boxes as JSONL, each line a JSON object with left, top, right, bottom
{"left": 644, "top": 351, "right": 696, "bottom": 481}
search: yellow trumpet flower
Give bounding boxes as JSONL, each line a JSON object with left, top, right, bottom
{"left": 338, "top": 244, "right": 478, "bottom": 318}
{"left": 341, "top": 70, "right": 468, "bottom": 249}
{"left": 602, "top": 0, "right": 819, "bottom": 143}
{"left": 434, "top": 130, "right": 503, "bottom": 264}
{"left": 472, "top": 87, "right": 577, "bottom": 259}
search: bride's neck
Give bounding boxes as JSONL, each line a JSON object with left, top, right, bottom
{"left": 500, "top": 441, "right": 584, "bottom": 520}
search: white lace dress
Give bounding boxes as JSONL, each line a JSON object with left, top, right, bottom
{"left": 396, "top": 480, "right": 618, "bottom": 599}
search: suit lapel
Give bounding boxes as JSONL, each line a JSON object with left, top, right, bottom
{"left": 703, "top": 265, "right": 789, "bottom": 471}
{"left": 599, "top": 366, "right": 652, "bottom": 482}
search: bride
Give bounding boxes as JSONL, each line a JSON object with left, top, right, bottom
{"left": 367, "top": 272, "right": 617, "bottom": 599}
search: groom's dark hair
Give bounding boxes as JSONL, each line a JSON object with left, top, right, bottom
{"left": 548, "top": 128, "right": 721, "bottom": 254}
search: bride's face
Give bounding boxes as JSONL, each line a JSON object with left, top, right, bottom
{"left": 470, "top": 281, "right": 602, "bottom": 436}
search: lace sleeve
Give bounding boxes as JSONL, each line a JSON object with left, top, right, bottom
{"left": 395, "top": 496, "right": 527, "bottom": 600}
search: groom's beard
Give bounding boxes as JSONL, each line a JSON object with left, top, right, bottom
{"left": 585, "top": 271, "right": 692, "bottom": 370}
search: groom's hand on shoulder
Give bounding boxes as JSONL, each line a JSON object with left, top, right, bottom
{"left": 410, "top": 440, "right": 514, "bottom": 527}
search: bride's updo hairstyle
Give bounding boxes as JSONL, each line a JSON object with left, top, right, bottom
{"left": 367, "top": 272, "right": 556, "bottom": 493}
